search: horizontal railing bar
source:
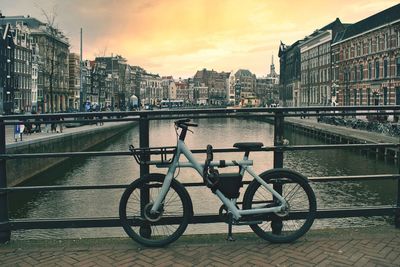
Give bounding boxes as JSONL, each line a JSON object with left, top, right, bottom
{"left": 1, "top": 174, "right": 398, "bottom": 193}
{"left": 2, "top": 117, "right": 141, "bottom": 126}
{"left": 1, "top": 105, "right": 399, "bottom": 121}
{"left": 1, "top": 144, "right": 398, "bottom": 160}
{"left": 285, "top": 111, "right": 400, "bottom": 117}
{"left": 280, "top": 144, "right": 399, "bottom": 151}
{"left": 3, "top": 206, "right": 397, "bottom": 230}
{"left": 147, "top": 113, "right": 276, "bottom": 121}
{"left": 3, "top": 111, "right": 399, "bottom": 125}
{"left": 3, "top": 184, "right": 129, "bottom": 192}
{"left": 315, "top": 206, "right": 397, "bottom": 219}
{"left": 309, "top": 174, "right": 400, "bottom": 182}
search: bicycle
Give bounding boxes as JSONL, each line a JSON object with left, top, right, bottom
{"left": 119, "top": 119, "right": 317, "bottom": 247}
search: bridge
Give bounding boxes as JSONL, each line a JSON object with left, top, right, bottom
{"left": 0, "top": 106, "right": 399, "bottom": 265}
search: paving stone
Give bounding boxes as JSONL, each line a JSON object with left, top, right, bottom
{"left": 1, "top": 228, "right": 400, "bottom": 266}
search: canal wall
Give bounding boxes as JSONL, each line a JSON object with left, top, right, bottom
{"left": 5, "top": 122, "right": 137, "bottom": 186}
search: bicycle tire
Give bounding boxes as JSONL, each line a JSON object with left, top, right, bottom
{"left": 119, "top": 173, "right": 192, "bottom": 247}
{"left": 243, "top": 168, "right": 316, "bottom": 243}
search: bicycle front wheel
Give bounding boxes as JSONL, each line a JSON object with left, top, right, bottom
{"left": 119, "top": 173, "right": 192, "bottom": 247}
{"left": 243, "top": 168, "right": 316, "bottom": 243}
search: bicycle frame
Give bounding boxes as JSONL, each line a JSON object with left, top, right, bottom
{"left": 150, "top": 139, "right": 287, "bottom": 220}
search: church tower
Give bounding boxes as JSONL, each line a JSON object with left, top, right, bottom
{"left": 269, "top": 55, "right": 277, "bottom": 77}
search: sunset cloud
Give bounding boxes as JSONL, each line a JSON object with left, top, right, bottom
{"left": 2, "top": 0, "right": 399, "bottom": 77}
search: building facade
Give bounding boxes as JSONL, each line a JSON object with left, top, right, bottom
{"left": 299, "top": 19, "right": 345, "bottom": 107}
{"left": 11, "top": 22, "right": 32, "bottom": 112}
{"left": 234, "top": 69, "right": 256, "bottom": 96}
{"left": 193, "top": 69, "right": 230, "bottom": 105}
{"left": 0, "top": 23, "right": 15, "bottom": 114}
{"left": 31, "top": 43, "right": 39, "bottom": 112}
{"left": 68, "top": 53, "right": 80, "bottom": 110}
{"left": 140, "top": 72, "right": 162, "bottom": 106}
{"left": 332, "top": 4, "right": 400, "bottom": 107}
{"left": 255, "top": 56, "right": 280, "bottom": 106}
{"left": 28, "top": 17, "right": 69, "bottom": 112}
{"left": 95, "top": 55, "right": 129, "bottom": 110}
{"left": 278, "top": 41, "right": 301, "bottom": 107}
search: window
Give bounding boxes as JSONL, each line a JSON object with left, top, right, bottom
{"left": 398, "top": 31, "right": 400, "bottom": 47}
{"left": 353, "top": 89, "right": 357, "bottom": 105}
{"left": 397, "top": 57, "right": 400, "bottom": 77}
{"left": 375, "top": 60, "right": 379, "bottom": 79}
{"left": 359, "top": 89, "right": 363, "bottom": 105}
{"left": 369, "top": 39, "right": 372, "bottom": 53}
{"left": 360, "top": 64, "right": 364, "bottom": 80}
{"left": 383, "top": 87, "right": 388, "bottom": 105}
{"left": 384, "top": 59, "right": 388, "bottom": 78}
{"left": 385, "top": 33, "right": 389, "bottom": 49}
{"left": 396, "top": 87, "right": 400, "bottom": 105}
{"left": 354, "top": 66, "right": 357, "bottom": 81}
{"left": 368, "top": 62, "right": 372, "bottom": 79}
{"left": 367, "top": 88, "right": 371, "bottom": 105}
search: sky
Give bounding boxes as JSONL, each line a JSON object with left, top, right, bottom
{"left": 1, "top": 0, "right": 399, "bottom": 78}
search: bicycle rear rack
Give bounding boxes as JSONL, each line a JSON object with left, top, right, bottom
{"left": 129, "top": 145, "right": 176, "bottom": 165}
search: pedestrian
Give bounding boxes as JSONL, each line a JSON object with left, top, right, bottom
{"left": 51, "top": 115, "right": 57, "bottom": 133}
{"left": 58, "top": 116, "right": 64, "bottom": 133}
{"left": 33, "top": 115, "right": 41, "bottom": 133}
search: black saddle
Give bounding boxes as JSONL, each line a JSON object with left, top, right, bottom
{"left": 233, "top": 142, "right": 264, "bottom": 150}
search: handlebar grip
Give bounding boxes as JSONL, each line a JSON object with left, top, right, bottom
{"left": 174, "top": 118, "right": 190, "bottom": 125}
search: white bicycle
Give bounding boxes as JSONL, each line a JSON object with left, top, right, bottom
{"left": 119, "top": 119, "right": 317, "bottom": 247}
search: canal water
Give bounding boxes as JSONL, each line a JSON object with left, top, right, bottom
{"left": 9, "top": 117, "right": 398, "bottom": 240}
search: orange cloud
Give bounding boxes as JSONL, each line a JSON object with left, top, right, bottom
{"left": 4, "top": 0, "right": 400, "bottom": 77}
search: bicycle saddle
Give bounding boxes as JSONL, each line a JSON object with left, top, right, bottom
{"left": 233, "top": 142, "right": 264, "bottom": 150}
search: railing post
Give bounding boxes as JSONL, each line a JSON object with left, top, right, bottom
{"left": 139, "top": 114, "right": 151, "bottom": 237}
{"left": 0, "top": 119, "right": 10, "bottom": 243}
{"left": 139, "top": 114, "right": 149, "bottom": 177}
{"left": 396, "top": 150, "right": 400, "bottom": 228}
{"left": 272, "top": 110, "right": 285, "bottom": 234}
{"left": 274, "top": 110, "right": 284, "bottom": 168}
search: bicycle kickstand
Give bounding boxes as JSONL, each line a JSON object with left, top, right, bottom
{"left": 226, "top": 212, "right": 235, "bottom": 242}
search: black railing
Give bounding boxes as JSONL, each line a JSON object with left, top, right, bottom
{"left": 0, "top": 106, "right": 399, "bottom": 243}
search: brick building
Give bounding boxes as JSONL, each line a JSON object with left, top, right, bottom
{"left": 332, "top": 4, "right": 400, "bottom": 107}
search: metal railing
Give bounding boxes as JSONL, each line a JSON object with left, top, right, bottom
{"left": 0, "top": 106, "right": 399, "bottom": 243}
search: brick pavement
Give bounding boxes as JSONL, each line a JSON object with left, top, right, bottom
{"left": 0, "top": 227, "right": 399, "bottom": 266}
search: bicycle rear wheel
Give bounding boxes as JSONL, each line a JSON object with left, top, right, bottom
{"left": 243, "top": 169, "right": 316, "bottom": 243}
{"left": 119, "top": 173, "right": 192, "bottom": 247}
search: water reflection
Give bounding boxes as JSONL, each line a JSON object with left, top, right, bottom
{"left": 10, "top": 117, "right": 398, "bottom": 239}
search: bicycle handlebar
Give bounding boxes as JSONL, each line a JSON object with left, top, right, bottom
{"left": 174, "top": 118, "right": 198, "bottom": 128}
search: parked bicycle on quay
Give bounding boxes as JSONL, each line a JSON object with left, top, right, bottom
{"left": 118, "top": 119, "right": 317, "bottom": 247}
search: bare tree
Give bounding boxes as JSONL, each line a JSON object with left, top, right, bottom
{"left": 36, "top": 7, "right": 69, "bottom": 113}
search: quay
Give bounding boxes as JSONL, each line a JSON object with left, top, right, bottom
{"left": 0, "top": 226, "right": 399, "bottom": 266}
{"left": 5, "top": 120, "right": 137, "bottom": 186}
{"left": 261, "top": 116, "right": 399, "bottom": 163}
